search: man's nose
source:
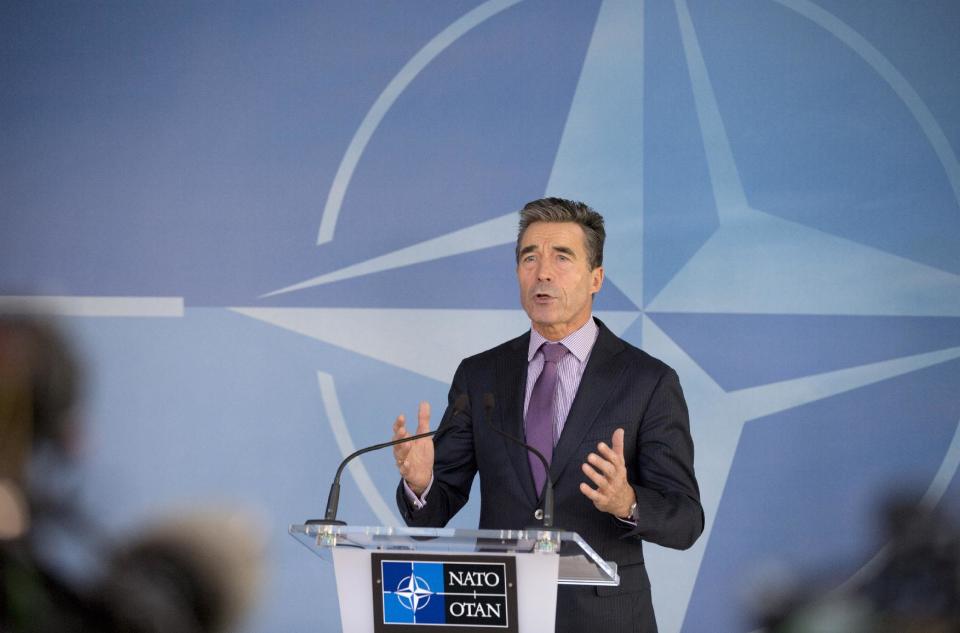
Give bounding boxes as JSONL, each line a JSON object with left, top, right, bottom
{"left": 536, "top": 261, "right": 554, "bottom": 281}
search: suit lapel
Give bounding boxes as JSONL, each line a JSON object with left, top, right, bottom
{"left": 550, "top": 320, "right": 626, "bottom": 485}
{"left": 495, "top": 332, "right": 540, "bottom": 507}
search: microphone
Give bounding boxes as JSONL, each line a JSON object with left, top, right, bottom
{"left": 481, "top": 393, "right": 557, "bottom": 529}
{"left": 307, "top": 393, "right": 470, "bottom": 526}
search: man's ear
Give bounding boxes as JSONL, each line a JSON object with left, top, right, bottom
{"left": 591, "top": 266, "right": 604, "bottom": 294}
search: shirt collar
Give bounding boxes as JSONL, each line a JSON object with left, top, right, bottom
{"left": 527, "top": 316, "right": 598, "bottom": 363}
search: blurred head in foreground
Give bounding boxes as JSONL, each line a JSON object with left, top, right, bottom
{"left": 1, "top": 314, "right": 263, "bottom": 633}
{"left": 102, "top": 509, "right": 264, "bottom": 633}
{"left": 0, "top": 315, "right": 82, "bottom": 540}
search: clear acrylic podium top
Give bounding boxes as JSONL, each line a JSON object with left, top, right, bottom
{"left": 289, "top": 523, "right": 619, "bottom": 586}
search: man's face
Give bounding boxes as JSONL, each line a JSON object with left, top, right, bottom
{"left": 517, "top": 221, "right": 604, "bottom": 341}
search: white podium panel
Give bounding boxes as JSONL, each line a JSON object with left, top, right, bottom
{"left": 333, "top": 548, "right": 559, "bottom": 633}
{"left": 291, "top": 525, "right": 617, "bottom": 633}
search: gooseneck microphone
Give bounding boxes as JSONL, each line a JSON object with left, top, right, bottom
{"left": 307, "top": 393, "right": 470, "bottom": 526}
{"left": 481, "top": 393, "right": 557, "bottom": 529}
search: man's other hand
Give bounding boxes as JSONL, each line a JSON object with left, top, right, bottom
{"left": 579, "top": 428, "right": 637, "bottom": 518}
{"left": 392, "top": 401, "right": 434, "bottom": 495}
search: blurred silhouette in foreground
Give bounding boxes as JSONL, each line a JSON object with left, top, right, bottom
{"left": 752, "top": 494, "right": 960, "bottom": 633}
{"left": 1, "top": 314, "right": 263, "bottom": 632}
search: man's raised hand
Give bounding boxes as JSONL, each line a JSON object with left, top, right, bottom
{"left": 579, "top": 427, "right": 637, "bottom": 518}
{"left": 391, "top": 401, "right": 434, "bottom": 495}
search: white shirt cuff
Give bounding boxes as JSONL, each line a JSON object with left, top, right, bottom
{"left": 402, "top": 476, "right": 433, "bottom": 509}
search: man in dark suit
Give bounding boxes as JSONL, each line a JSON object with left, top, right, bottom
{"left": 392, "top": 198, "right": 703, "bottom": 632}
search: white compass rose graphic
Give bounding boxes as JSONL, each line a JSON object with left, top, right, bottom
{"left": 394, "top": 574, "right": 434, "bottom": 613}
{"left": 6, "top": 3, "right": 955, "bottom": 633}
{"left": 228, "top": 2, "right": 960, "bottom": 632}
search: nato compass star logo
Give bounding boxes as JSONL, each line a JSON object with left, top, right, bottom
{"left": 230, "top": 2, "right": 960, "bottom": 632}
{"left": 237, "top": 3, "right": 958, "bottom": 632}
{"left": 13, "top": 2, "right": 956, "bottom": 633}
{"left": 380, "top": 561, "right": 449, "bottom": 625}
{"left": 394, "top": 574, "right": 434, "bottom": 613}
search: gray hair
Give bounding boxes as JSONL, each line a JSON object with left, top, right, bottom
{"left": 515, "top": 197, "right": 605, "bottom": 269}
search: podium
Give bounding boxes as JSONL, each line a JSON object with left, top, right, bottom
{"left": 290, "top": 524, "right": 619, "bottom": 633}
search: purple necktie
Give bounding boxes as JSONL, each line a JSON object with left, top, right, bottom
{"left": 525, "top": 342, "right": 568, "bottom": 496}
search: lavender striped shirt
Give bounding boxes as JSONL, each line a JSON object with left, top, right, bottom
{"left": 525, "top": 317, "right": 599, "bottom": 445}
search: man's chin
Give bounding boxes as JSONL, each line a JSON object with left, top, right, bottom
{"left": 525, "top": 309, "right": 557, "bottom": 328}
{"left": 529, "top": 317, "right": 565, "bottom": 337}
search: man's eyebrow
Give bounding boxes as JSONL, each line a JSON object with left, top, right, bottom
{"left": 519, "top": 244, "right": 577, "bottom": 257}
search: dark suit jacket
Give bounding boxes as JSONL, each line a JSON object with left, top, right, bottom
{"left": 396, "top": 318, "right": 703, "bottom": 632}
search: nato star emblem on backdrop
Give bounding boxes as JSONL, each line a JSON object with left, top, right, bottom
{"left": 2, "top": 2, "right": 958, "bottom": 632}
{"left": 240, "top": 3, "right": 959, "bottom": 632}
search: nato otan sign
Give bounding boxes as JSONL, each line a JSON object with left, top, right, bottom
{"left": 372, "top": 554, "right": 518, "bottom": 632}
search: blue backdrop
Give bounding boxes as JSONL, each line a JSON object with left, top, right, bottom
{"left": 2, "top": 1, "right": 959, "bottom": 631}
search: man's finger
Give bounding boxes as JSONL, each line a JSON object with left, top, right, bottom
{"left": 612, "top": 428, "right": 625, "bottom": 458}
{"left": 579, "top": 482, "right": 601, "bottom": 503}
{"left": 586, "top": 452, "right": 616, "bottom": 477}
{"left": 596, "top": 441, "right": 621, "bottom": 465}
{"left": 416, "top": 401, "right": 431, "bottom": 434}
{"left": 582, "top": 462, "right": 609, "bottom": 488}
